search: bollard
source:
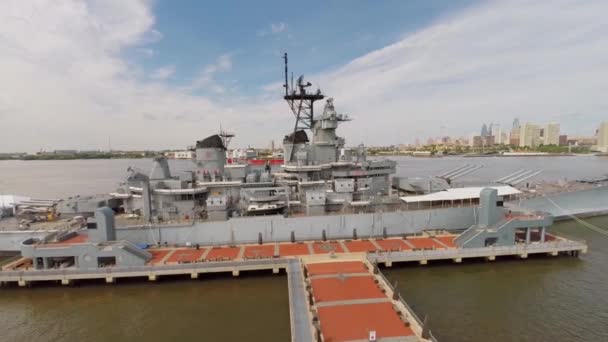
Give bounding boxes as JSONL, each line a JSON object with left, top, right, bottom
{"left": 382, "top": 227, "right": 387, "bottom": 239}
{"left": 291, "top": 231, "right": 295, "bottom": 243}
{"left": 258, "top": 232, "right": 263, "bottom": 245}
{"left": 322, "top": 230, "right": 327, "bottom": 242}
{"left": 353, "top": 228, "right": 358, "bottom": 240}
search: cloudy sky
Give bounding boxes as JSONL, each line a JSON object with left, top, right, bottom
{"left": 1, "top": 0, "right": 607, "bottom": 152}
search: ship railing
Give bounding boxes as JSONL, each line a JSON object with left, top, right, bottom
{"left": 374, "top": 268, "right": 438, "bottom": 342}
{"left": 548, "top": 230, "right": 587, "bottom": 245}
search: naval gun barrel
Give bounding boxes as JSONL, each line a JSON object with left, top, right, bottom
{"left": 509, "top": 170, "right": 543, "bottom": 185}
{"left": 448, "top": 164, "right": 484, "bottom": 180}
{"left": 501, "top": 170, "right": 535, "bottom": 184}
{"left": 495, "top": 169, "right": 527, "bottom": 183}
{"left": 438, "top": 164, "right": 470, "bottom": 179}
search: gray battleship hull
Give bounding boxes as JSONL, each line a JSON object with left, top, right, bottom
{"left": 114, "top": 206, "right": 478, "bottom": 246}
{"left": 0, "top": 206, "right": 477, "bottom": 252}
{"left": 2, "top": 185, "right": 608, "bottom": 252}
{"left": 517, "top": 185, "right": 608, "bottom": 220}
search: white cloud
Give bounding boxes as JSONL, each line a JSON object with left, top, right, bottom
{"left": 190, "top": 54, "right": 233, "bottom": 93}
{"left": 310, "top": 0, "right": 608, "bottom": 143}
{"left": 0, "top": 1, "right": 251, "bottom": 152}
{"left": 1, "top": 0, "right": 608, "bottom": 152}
{"left": 271, "top": 22, "right": 287, "bottom": 34}
{"left": 150, "top": 65, "right": 175, "bottom": 79}
{"left": 257, "top": 22, "right": 288, "bottom": 37}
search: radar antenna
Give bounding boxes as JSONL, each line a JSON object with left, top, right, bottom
{"left": 219, "top": 124, "right": 235, "bottom": 150}
{"left": 282, "top": 53, "right": 325, "bottom": 160}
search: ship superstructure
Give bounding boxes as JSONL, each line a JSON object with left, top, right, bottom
{"left": 75, "top": 55, "right": 398, "bottom": 224}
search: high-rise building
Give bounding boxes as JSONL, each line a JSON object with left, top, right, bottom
{"left": 510, "top": 118, "right": 521, "bottom": 146}
{"left": 500, "top": 132, "right": 508, "bottom": 145}
{"left": 481, "top": 124, "right": 489, "bottom": 137}
{"left": 595, "top": 122, "right": 608, "bottom": 152}
{"left": 512, "top": 118, "right": 520, "bottom": 131}
{"left": 543, "top": 123, "right": 560, "bottom": 145}
{"left": 519, "top": 123, "right": 542, "bottom": 147}
{"left": 489, "top": 123, "right": 505, "bottom": 144}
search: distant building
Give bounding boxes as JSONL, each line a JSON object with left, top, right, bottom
{"left": 470, "top": 135, "right": 495, "bottom": 147}
{"left": 512, "top": 118, "right": 520, "bottom": 130}
{"left": 567, "top": 136, "right": 597, "bottom": 146}
{"left": 499, "top": 132, "right": 508, "bottom": 145}
{"left": 519, "top": 123, "right": 542, "bottom": 147}
{"left": 559, "top": 135, "right": 568, "bottom": 146}
{"left": 164, "top": 151, "right": 194, "bottom": 159}
{"left": 510, "top": 118, "right": 521, "bottom": 146}
{"left": 594, "top": 122, "right": 608, "bottom": 152}
{"left": 481, "top": 124, "right": 489, "bottom": 137}
{"left": 490, "top": 124, "right": 507, "bottom": 144}
{"left": 231, "top": 149, "right": 258, "bottom": 160}
{"left": 543, "top": 123, "right": 560, "bottom": 145}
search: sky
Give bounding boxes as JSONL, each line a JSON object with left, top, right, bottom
{"left": 1, "top": 0, "right": 607, "bottom": 153}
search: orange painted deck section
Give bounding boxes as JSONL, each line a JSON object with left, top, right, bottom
{"left": 311, "top": 276, "right": 385, "bottom": 303}
{"left": 317, "top": 302, "right": 414, "bottom": 341}
{"left": 306, "top": 261, "right": 368, "bottom": 276}
{"left": 312, "top": 241, "right": 344, "bottom": 254}
{"left": 165, "top": 249, "right": 207, "bottom": 263}
{"left": 342, "top": 240, "right": 378, "bottom": 253}
{"left": 279, "top": 243, "right": 311, "bottom": 256}
{"left": 406, "top": 237, "right": 445, "bottom": 249}
{"left": 435, "top": 235, "right": 458, "bottom": 248}
{"left": 205, "top": 247, "right": 240, "bottom": 261}
{"left": 148, "top": 250, "right": 171, "bottom": 264}
{"left": 375, "top": 239, "right": 411, "bottom": 251}
{"left": 243, "top": 245, "right": 275, "bottom": 258}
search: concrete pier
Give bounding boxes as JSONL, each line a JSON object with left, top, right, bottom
{"left": 0, "top": 237, "right": 587, "bottom": 287}
{"left": 0, "top": 234, "right": 589, "bottom": 342}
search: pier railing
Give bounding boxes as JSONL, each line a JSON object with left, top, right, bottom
{"left": 369, "top": 240, "right": 586, "bottom": 263}
{"left": 374, "top": 267, "right": 438, "bottom": 342}
{"left": 0, "top": 258, "right": 289, "bottom": 278}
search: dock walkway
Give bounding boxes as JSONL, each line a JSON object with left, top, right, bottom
{"left": 0, "top": 235, "right": 588, "bottom": 341}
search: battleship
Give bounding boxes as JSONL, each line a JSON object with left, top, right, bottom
{"left": 0, "top": 54, "right": 605, "bottom": 256}
{"left": 0, "top": 54, "right": 598, "bottom": 342}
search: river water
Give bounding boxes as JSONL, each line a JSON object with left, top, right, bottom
{"left": 1, "top": 157, "right": 607, "bottom": 341}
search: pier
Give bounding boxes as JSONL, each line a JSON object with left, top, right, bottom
{"left": 0, "top": 233, "right": 587, "bottom": 341}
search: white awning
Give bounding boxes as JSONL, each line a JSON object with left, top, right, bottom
{"left": 400, "top": 186, "right": 521, "bottom": 204}
{"left": 0, "top": 195, "right": 31, "bottom": 208}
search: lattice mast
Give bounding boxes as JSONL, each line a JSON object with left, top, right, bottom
{"left": 282, "top": 53, "right": 325, "bottom": 160}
